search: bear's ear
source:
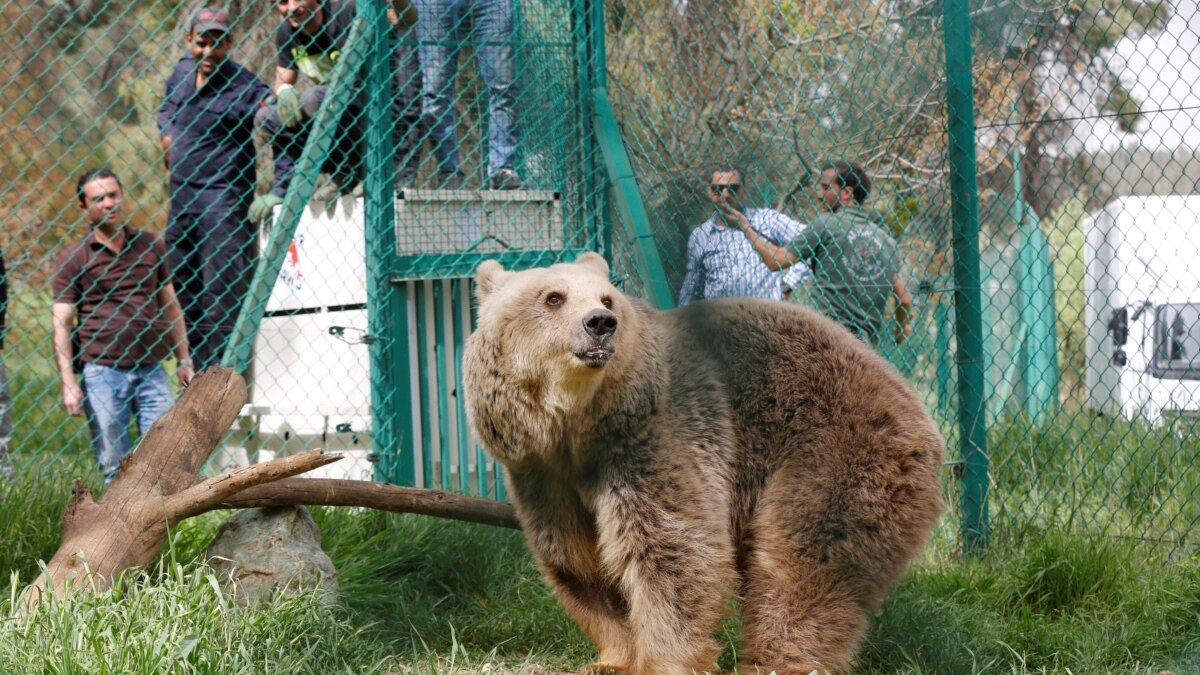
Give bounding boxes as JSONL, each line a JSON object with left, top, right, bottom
{"left": 474, "top": 259, "right": 512, "bottom": 303}
{"left": 575, "top": 251, "right": 610, "bottom": 278}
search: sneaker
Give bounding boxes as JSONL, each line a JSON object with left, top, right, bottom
{"left": 435, "top": 171, "right": 464, "bottom": 190}
{"left": 489, "top": 168, "right": 522, "bottom": 190}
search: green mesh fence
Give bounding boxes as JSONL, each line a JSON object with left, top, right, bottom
{"left": 0, "top": 0, "right": 1198, "bottom": 555}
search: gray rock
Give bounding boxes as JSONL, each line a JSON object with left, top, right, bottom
{"left": 206, "top": 506, "right": 339, "bottom": 607}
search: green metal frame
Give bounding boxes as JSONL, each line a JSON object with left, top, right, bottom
{"left": 585, "top": 0, "right": 674, "bottom": 309}
{"left": 942, "top": 0, "right": 990, "bottom": 554}
{"left": 362, "top": 0, "right": 401, "bottom": 482}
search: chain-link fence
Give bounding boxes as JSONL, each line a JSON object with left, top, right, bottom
{"left": 1, "top": 0, "right": 1198, "bottom": 554}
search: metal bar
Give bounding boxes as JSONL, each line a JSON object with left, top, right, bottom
{"left": 362, "top": 0, "right": 400, "bottom": 487}
{"left": 433, "top": 281, "right": 452, "bottom": 489}
{"left": 592, "top": 0, "right": 610, "bottom": 257}
{"left": 404, "top": 280, "right": 424, "bottom": 486}
{"left": 420, "top": 281, "right": 439, "bottom": 487}
{"left": 450, "top": 278, "right": 471, "bottom": 494}
{"left": 942, "top": 0, "right": 990, "bottom": 555}
{"left": 382, "top": 280, "right": 417, "bottom": 484}
{"left": 590, "top": 87, "right": 675, "bottom": 309}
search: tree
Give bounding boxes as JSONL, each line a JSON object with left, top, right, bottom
{"left": 603, "top": 0, "right": 1169, "bottom": 256}
{"left": 967, "top": 0, "right": 1168, "bottom": 218}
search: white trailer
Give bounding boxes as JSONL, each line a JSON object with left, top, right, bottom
{"left": 1084, "top": 195, "right": 1200, "bottom": 427}
{"left": 213, "top": 197, "right": 375, "bottom": 479}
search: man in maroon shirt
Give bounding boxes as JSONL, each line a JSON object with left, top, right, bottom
{"left": 52, "top": 168, "right": 195, "bottom": 482}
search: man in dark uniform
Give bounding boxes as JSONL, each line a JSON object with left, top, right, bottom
{"left": 156, "top": 7, "right": 272, "bottom": 371}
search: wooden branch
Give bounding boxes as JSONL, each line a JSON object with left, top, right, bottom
{"left": 165, "top": 451, "right": 344, "bottom": 521}
{"left": 23, "top": 367, "right": 520, "bottom": 607}
{"left": 218, "top": 478, "right": 519, "bottom": 530}
{"left": 23, "top": 368, "right": 248, "bottom": 604}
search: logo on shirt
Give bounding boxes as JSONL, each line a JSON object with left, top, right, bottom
{"left": 844, "top": 228, "right": 888, "bottom": 282}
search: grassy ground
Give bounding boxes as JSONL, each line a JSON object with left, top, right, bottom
{"left": 1, "top": 457, "right": 1199, "bottom": 674}
{"left": 1, "top": 339, "right": 1198, "bottom": 674}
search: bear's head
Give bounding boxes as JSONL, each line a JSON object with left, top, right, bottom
{"left": 472, "top": 252, "right": 633, "bottom": 376}
{"left": 465, "top": 253, "right": 646, "bottom": 461}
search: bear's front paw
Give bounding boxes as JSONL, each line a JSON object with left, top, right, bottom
{"left": 579, "top": 662, "right": 629, "bottom": 675}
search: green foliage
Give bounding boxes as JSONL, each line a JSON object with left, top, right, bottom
{"left": 1, "top": 559, "right": 398, "bottom": 674}
{"left": 987, "top": 411, "right": 1200, "bottom": 547}
{"left": 0, "top": 457, "right": 95, "bottom": 583}
{"left": 862, "top": 532, "right": 1200, "bottom": 673}
{"left": 883, "top": 195, "right": 922, "bottom": 236}
{"left": 1044, "top": 196, "right": 1089, "bottom": 405}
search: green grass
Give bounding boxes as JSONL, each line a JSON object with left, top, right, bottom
{"left": 986, "top": 411, "right": 1200, "bottom": 548}
{"left": 1, "top": 382, "right": 1198, "bottom": 673}
{"left": 2, "top": 471, "right": 1199, "bottom": 673}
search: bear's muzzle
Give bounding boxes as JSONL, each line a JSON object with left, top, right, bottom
{"left": 576, "top": 308, "right": 618, "bottom": 367}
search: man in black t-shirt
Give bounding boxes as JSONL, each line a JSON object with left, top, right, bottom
{"left": 251, "top": 0, "right": 423, "bottom": 219}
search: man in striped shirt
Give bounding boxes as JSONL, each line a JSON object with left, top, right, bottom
{"left": 678, "top": 166, "right": 809, "bottom": 305}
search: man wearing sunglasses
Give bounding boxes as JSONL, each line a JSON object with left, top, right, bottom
{"left": 678, "top": 166, "right": 809, "bottom": 306}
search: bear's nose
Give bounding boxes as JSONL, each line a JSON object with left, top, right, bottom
{"left": 583, "top": 309, "right": 618, "bottom": 339}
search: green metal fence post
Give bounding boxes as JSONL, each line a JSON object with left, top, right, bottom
{"left": 361, "top": 0, "right": 400, "bottom": 481}
{"left": 942, "top": 0, "right": 990, "bottom": 555}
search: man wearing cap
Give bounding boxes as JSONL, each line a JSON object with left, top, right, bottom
{"left": 251, "top": 0, "right": 424, "bottom": 207}
{"left": 156, "top": 7, "right": 273, "bottom": 371}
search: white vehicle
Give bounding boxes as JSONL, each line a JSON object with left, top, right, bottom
{"left": 1084, "top": 195, "right": 1200, "bottom": 426}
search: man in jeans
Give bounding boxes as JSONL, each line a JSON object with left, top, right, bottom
{"left": 416, "top": 0, "right": 521, "bottom": 189}
{"left": 52, "top": 169, "right": 195, "bottom": 482}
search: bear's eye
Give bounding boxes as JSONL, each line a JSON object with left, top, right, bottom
{"left": 545, "top": 292, "right": 565, "bottom": 308}
{"left": 601, "top": 296, "right": 613, "bottom": 309}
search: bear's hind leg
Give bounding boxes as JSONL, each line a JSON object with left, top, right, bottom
{"left": 736, "top": 563, "right": 867, "bottom": 675}
{"left": 734, "top": 469, "right": 876, "bottom": 674}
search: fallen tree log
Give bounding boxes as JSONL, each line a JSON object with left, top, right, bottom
{"left": 25, "top": 367, "right": 517, "bottom": 605}
{"left": 220, "top": 479, "right": 519, "bottom": 530}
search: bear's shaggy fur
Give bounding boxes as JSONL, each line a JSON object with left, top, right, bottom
{"left": 463, "top": 253, "right": 945, "bottom": 675}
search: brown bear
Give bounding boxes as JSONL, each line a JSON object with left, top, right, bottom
{"left": 462, "top": 252, "right": 945, "bottom": 675}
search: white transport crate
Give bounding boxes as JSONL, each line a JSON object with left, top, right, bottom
{"left": 214, "top": 196, "right": 373, "bottom": 478}
{"left": 215, "top": 189, "right": 565, "bottom": 484}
